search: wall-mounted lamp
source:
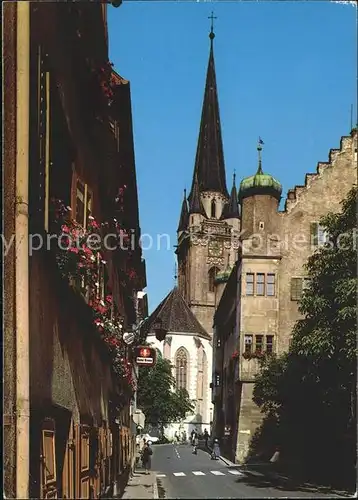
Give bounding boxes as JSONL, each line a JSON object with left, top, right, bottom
{"left": 153, "top": 317, "right": 168, "bottom": 342}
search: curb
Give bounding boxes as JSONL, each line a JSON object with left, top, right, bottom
{"left": 153, "top": 476, "right": 159, "bottom": 499}
{"left": 205, "top": 445, "right": 236, "bottom": 467}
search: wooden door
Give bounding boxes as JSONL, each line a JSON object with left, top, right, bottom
{"left": 98, "top": 426, "right": 106, "bottom": 492}
{"left": 62, "top": 420, "right": 75, "bottom": 499}
{"left": 77, "top": 424, "right": 91, "bottom": 499}
{"left": 90, "top": 427, "right": 100, "bottom": 499}
{"left": 40, "top": 419, "right": 58, "bottom": 499}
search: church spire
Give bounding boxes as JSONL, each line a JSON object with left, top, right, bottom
{"left": 177, "top": 189, "right": 189, "bottom": 232}
{"left": 188, "top": 15, "right": 229, "bottom": 207}
{"left": 222, "top": 171, "right": 240, "bottom": 219}
{"left": 189, "top": 173, "right": 205, "bottom": 215}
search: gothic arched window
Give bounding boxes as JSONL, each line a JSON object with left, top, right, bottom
{"left": 211, "top": 199, "right": 216, "bottom": 218}
{"left": 208, "top": 267, "right": 220, "bottom": 292}
{"left": 175, "top": 347, "right": 188, "bottom": 391}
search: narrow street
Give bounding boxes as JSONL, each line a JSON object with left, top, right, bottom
{"left": 151, "top": 444, "right": 343, "bottom": 499}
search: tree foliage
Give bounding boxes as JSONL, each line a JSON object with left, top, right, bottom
{"left": 137, "top": 352, "right": 195, "bottom": 429}
{"left": 252, "top": 187, "right": 357, "bottom": 489}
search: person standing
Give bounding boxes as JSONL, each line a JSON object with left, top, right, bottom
{"left": 203, "top": 429, "right": 209, "bottom": 448}
{"left": 141, "top": 442, "right": 153, "bottom": 475}
{"left": 211, "top": 438, "right": 221, "bottom": 460}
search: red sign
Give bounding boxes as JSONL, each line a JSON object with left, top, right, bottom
{"left": 135, "top": 346, "right": 156, "bottom": 367}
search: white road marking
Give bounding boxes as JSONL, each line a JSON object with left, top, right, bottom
{"left": 173, "top": 472, "right": 186, "bottom": 477}
{"left": 156, "top": 474, "right": 166, "bottom": 477}
{"left": 192, "top": 471, "right": 206, "bottom": 475}
{"left": 228, "top": 470, "right": 244, "bottom": 476}
{"left": 210, "top": 470, "right": 225, "bottom": 475}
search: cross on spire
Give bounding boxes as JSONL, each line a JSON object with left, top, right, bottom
{"left": 208, "top": 11, "right": 217, "bottom": 40}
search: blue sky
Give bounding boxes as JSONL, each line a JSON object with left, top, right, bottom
{"left": 108, "top": 1, "right": 356, "bottom": 314}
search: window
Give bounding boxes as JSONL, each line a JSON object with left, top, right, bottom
{"left": 311, "top": 222, "right": 328, "bottom": 247}
{"left": 208, "top": 267, "right": 219, "bottom": 292}
{"left": 266, "top": 274, "right": 276, "bottom": 296}
{"left": 215, "top": 373, "right": 220, "bottom": 387}
{"left": 259, "top": 221, "right": 264, "bottom": 230}
{"left": 72, "top": 174, "right": 93, "bottom": 228}
{"left": 291, "top": 277, "right": 303, "bottom": 301}
{"left": 256, "top": 274, "right": 265, "bottom": 296}
{"left": 211, "top": 199, "right": 216, "bottom": 218}
{"left": 266, "top": 335, "right": 274, "bottom": 354}
{"left": 291, "top": 277, "right": 310, "bottom": 301}
{"left": 246, "top": 273, "right": 254, "bottom": 295}
{"left": 244, "top": 334, "right": 253, "bottom": 354}
{"left": 255, "top": 335, "right": 263, "bottom": 353}
{"left": 175, "top": 347, "right": 188, "bottom": 391}
{"left": 216, "top": 337, "right": 221, "bottom": 348}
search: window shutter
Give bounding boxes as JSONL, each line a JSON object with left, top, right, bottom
{"left": 310, "top": 222, "right": 319, "bottom": 246}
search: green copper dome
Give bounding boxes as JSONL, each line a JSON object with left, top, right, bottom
{"left": 238, "top": 143, "right": 282, "bottom": 202}
{"left": 214, "top": 267, "right": 232, "bottom": 285}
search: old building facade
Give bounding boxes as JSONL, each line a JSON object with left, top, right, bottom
{"left": 212, "top": 128, "right": 358, "bottom": 463}
{"left": 4, "top": 2, "right": 146, "bottom": 498}
{"left": 143, "top": 287, "right": 213, "bottom": 435}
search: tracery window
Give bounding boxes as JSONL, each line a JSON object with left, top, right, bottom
{"left": 175, "top": 347, "right": 188, "bottom": 391}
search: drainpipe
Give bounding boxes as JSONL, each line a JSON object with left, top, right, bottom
{"left": 15, "top": 2, "right": 30, "bottom": 498}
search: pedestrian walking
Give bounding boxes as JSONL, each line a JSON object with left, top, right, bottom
{"left": 141, "top": 442, "right": 153, "bottom": 475}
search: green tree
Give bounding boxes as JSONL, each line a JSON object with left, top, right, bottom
{"left": 252, "top": 187, "right": 357, "bottom": 488}
{"left": 137, "top": 352, "right": 195, "bottom": 434}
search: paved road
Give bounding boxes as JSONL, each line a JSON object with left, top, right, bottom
{"left": 151, "top": 444, "right": 345, "bottom": 499}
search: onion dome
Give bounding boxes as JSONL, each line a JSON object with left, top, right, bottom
{"left": 238, "top": 139, "right": 282, "bottom": 202}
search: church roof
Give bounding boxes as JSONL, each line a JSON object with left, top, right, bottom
{"left": 188, "top": 30, "right": 229, "bottom": 205}
{"left": 177, "top": 189, "right": 189, "bottom": 231}
{"left": 221, "top": 173, "right": 240, "bottom": 219}
{"left": 141, "top": 287, "right": 211, "bottom": 340}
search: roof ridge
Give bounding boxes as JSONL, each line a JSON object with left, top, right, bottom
{"left": 141, "top": 287, "right": 210, "bottom": 339}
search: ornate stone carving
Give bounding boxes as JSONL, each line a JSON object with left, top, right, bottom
{"left": 207, "top": 256, "right": 224, "bottom": 266}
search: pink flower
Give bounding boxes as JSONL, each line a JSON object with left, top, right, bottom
{"left": 69, "top": 247, "right": 79, "bottom": 254}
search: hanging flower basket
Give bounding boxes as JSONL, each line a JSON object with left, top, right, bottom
{"left": 91, "top": 61, "right": 116, "bottom": 113}
{"left": 50, "top": 199, "right": 138, "bottom": 395}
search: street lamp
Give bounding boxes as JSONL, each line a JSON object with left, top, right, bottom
{"left": 153, "top": 317, "right": 168, "bottom": 342}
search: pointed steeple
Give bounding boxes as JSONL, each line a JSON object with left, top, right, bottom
{"left": 177, "top": 189, "right": 189, "bottom": 231}
{"left": 189, "top": 173, "right": 205, "bottom": 215}
{"left": 188, "top": 20, "right": 229, "bottom": 206}
{"left": 222, "top": 172, "right": 240, "bottom": 219}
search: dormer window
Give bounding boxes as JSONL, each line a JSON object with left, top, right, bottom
{"left": 211, "top": 199, "right": 216, "bottom": 218}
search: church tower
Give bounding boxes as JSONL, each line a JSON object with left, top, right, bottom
{"left": 176, "top": 20, "right": 240, "bottom": 336}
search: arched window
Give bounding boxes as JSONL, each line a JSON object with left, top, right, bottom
{"left": 208, "top": 267, "right": 220, "bottom": 292}
{"left": 211, "top": 199, "right": 216, "bottom": 218}
{"left": 175, "top": 347, "right": 188, "bottom": 391}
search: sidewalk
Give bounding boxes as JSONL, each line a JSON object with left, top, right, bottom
{"left": 119, "top": 470, "right": 157, "bottom": 499}
{"left": 204, "top": 441, "right": 236, "bottom": 467}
